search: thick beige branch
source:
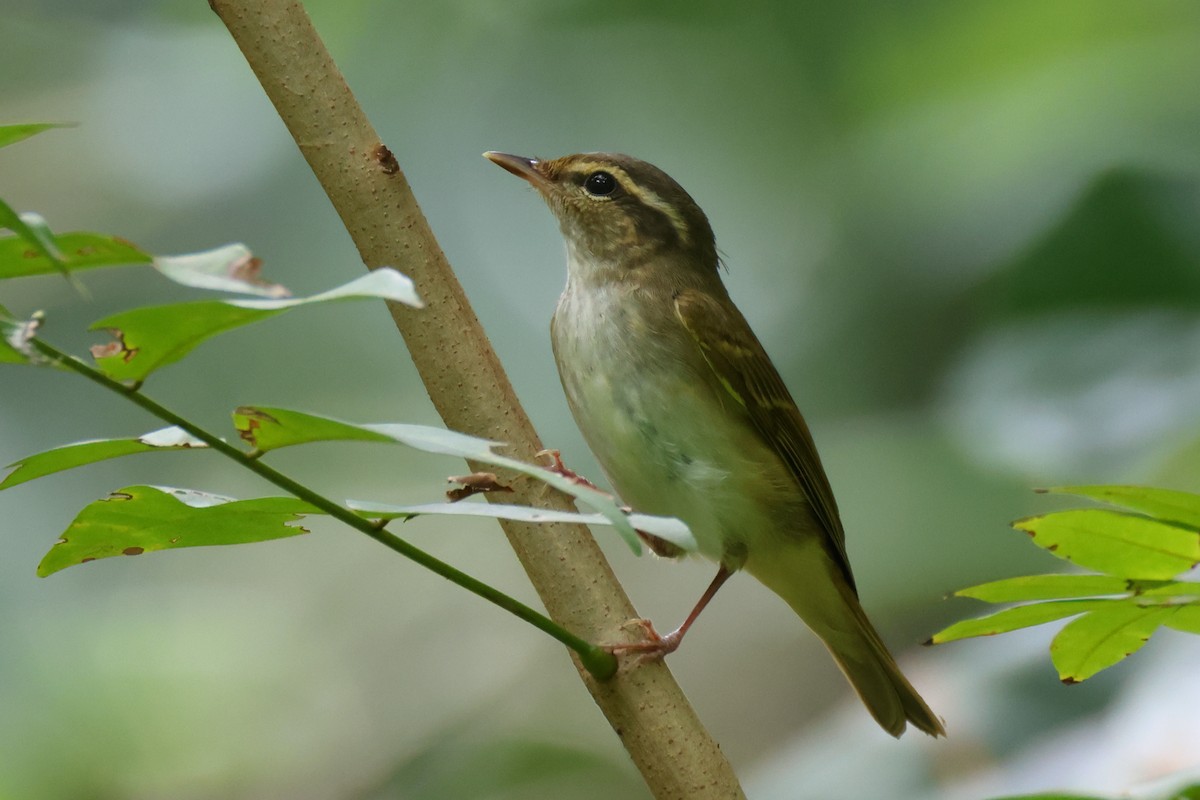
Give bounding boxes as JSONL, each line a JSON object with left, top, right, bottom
{"left": 208, "top": 1, "right": 746, "bottom": 797}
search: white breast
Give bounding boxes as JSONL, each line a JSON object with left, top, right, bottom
{"left": 552, "top": 276, "right": 791, "bottom": 563}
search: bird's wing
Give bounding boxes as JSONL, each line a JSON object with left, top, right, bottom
{"left": 673, "top": 287, "right": 855, "bottom": 590}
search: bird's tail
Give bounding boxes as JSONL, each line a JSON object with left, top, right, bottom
{"left": 825, "top": 589, "right": 945, "bottom": 738}
{"left": 746, "top": 544, "right": 945, "bottom": 738}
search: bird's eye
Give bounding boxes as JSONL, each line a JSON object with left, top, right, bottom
{"left": 583, "top": 171, "right": 617, "bottom": 197}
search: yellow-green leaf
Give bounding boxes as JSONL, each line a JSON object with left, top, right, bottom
{"left": 1163, "top": 604, "right": 1200, "bottom": 634}
{"left": 1050, "top": 601, "right": 1177, "bottom": 682}
{"left": 929, "top": 599, "right": 1113, "bottom": 644}
{"left": 1013, "top": 508, "right": 1199, "bottom": 579}
{"left": 1048, "top": 485, "right": 1200, "bottom": 530}
{"left": 1137, "top": 581, "right": 1200, "bottom": 598}
{"left": 954, "top": 574, "right": 1130, "bottom": 603}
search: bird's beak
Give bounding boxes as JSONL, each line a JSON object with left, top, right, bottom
{"left": 484, "top": 151, "right": 550, "bottom": 190}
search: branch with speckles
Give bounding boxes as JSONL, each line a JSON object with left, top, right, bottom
{"left": 207, "top": 1, "right": 746, "bottom": 797}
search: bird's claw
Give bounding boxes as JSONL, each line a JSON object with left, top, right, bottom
{"left": 604, "top": 618, "right": 683, "bottom": 662}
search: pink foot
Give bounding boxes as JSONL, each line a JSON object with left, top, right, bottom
{"left": 605, "top": 618, "right": 683, "bottom": 661}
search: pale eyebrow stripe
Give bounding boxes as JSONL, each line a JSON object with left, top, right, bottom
{"left": 572, "top": 161, "right": 692, "bottom": 247}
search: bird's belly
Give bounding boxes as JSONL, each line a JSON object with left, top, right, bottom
{"left": 556, "top": 320, "right": 789, "bottom": 562}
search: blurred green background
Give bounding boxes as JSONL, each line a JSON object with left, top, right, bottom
{"left": 4, "top": 1, "right": 1200, "bottom": 798}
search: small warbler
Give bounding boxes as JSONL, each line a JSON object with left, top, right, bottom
{"left": 486, "top": 151, "right": 944, "bottom": 738}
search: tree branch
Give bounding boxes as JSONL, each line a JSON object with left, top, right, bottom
{"left": 208, "top": 1, "right": 746, "bottom": 797}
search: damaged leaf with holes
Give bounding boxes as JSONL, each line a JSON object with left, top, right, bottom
{"left": 37, "top": 485, "right": 315, "bottom": 577}
{"left": 233, "top": 406, "right": 395, "bottom": 452}
{"left": 89, "top": 268, "right": 421, "bottom": 382}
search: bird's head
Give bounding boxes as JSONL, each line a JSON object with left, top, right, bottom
{"left": 485, "top": 151, "right": 718, "bottom": 278}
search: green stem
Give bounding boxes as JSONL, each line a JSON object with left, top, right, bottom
{"left": 30, "top": 339, "right": 618, "bottom": 680}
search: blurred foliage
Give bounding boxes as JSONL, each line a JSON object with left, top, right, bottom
{"left": 2, "top": 1, "right": 1200, "bottom": 798}
{"left": 978, "top": 172, "right": 1200, "bottom": 319}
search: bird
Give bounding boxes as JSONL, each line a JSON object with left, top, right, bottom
{"left": 485, "top": 150, "right": 944, "bottom": 738}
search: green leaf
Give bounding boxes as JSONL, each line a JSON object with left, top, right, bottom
{"left": 0, "top": 230, "right": 151, "bottom": 279}
{"left": 233, "top": 406, "right": 394, "bottom": 452}
{"left": 0, "top": 341, "right": 22, "bottom": 363}
{"left": 0, "top": 231, "right": 288, "bottom": 297}
{"left": 37, "top": 485, "right": 314, "bottom": 577}
{"left": 0, "top": 314, "right": 28, "bottom": 363}
{"left": 0, "top": 123, "right": 74, "bottom": 149}
{"left": 929, "top": 599, "right": 1114, "bottom": 644}
{"left": 1163, "top": 603, "right": 1200, "bottom": 634}
{"left": 1138, "top": 580, "right": 1200, "bottom": 598}
{"left": 0, "top": 210, "right": 90, "bottom": 292}
{"left": 1, "top": 427, "right": 207, "bottom": 490}
{"left": 232, "top": 406, "right": 692, "bottom": 555}
{"left": 348, "top": 500, "right": 693, "bottom": 545}
{"left": 955, "top": 574, "right": 1131, "bottom": 603}
{"left": 989, "top": 794, "right": 1108, "bottom": 800}
{"left": 1047, "top": 485, "right": 1200, "bottom": 530}
{"left": 1013, "top": 508, "right": 1199, "bottom": 579}
{"left": 89, "top": 269, "right": 422, "bottom": 381}
{"left": 0, "top": 311, "right": 47, "bottom": 365}
{"left": 0, "top": 207, "right": 65, "bottom": 264}
{"left": 153, "top": 244, "right": 290, "bottom": 297}
{"left": 1050, "top": 601, "right": 1177, "bottom": 682}
{"left": 0, "top": 338, "right": 23, "bottom": 363}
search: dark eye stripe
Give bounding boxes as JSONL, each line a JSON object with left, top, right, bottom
{"left": 573, "top": 161, "right": 694, "bottom": 247}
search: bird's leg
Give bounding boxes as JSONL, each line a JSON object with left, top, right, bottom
{"left": 609, "top": 565, "right": 733, "bottom": 659}
{"left": 537, "top": 450, "right": 686, "bottom": 558}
